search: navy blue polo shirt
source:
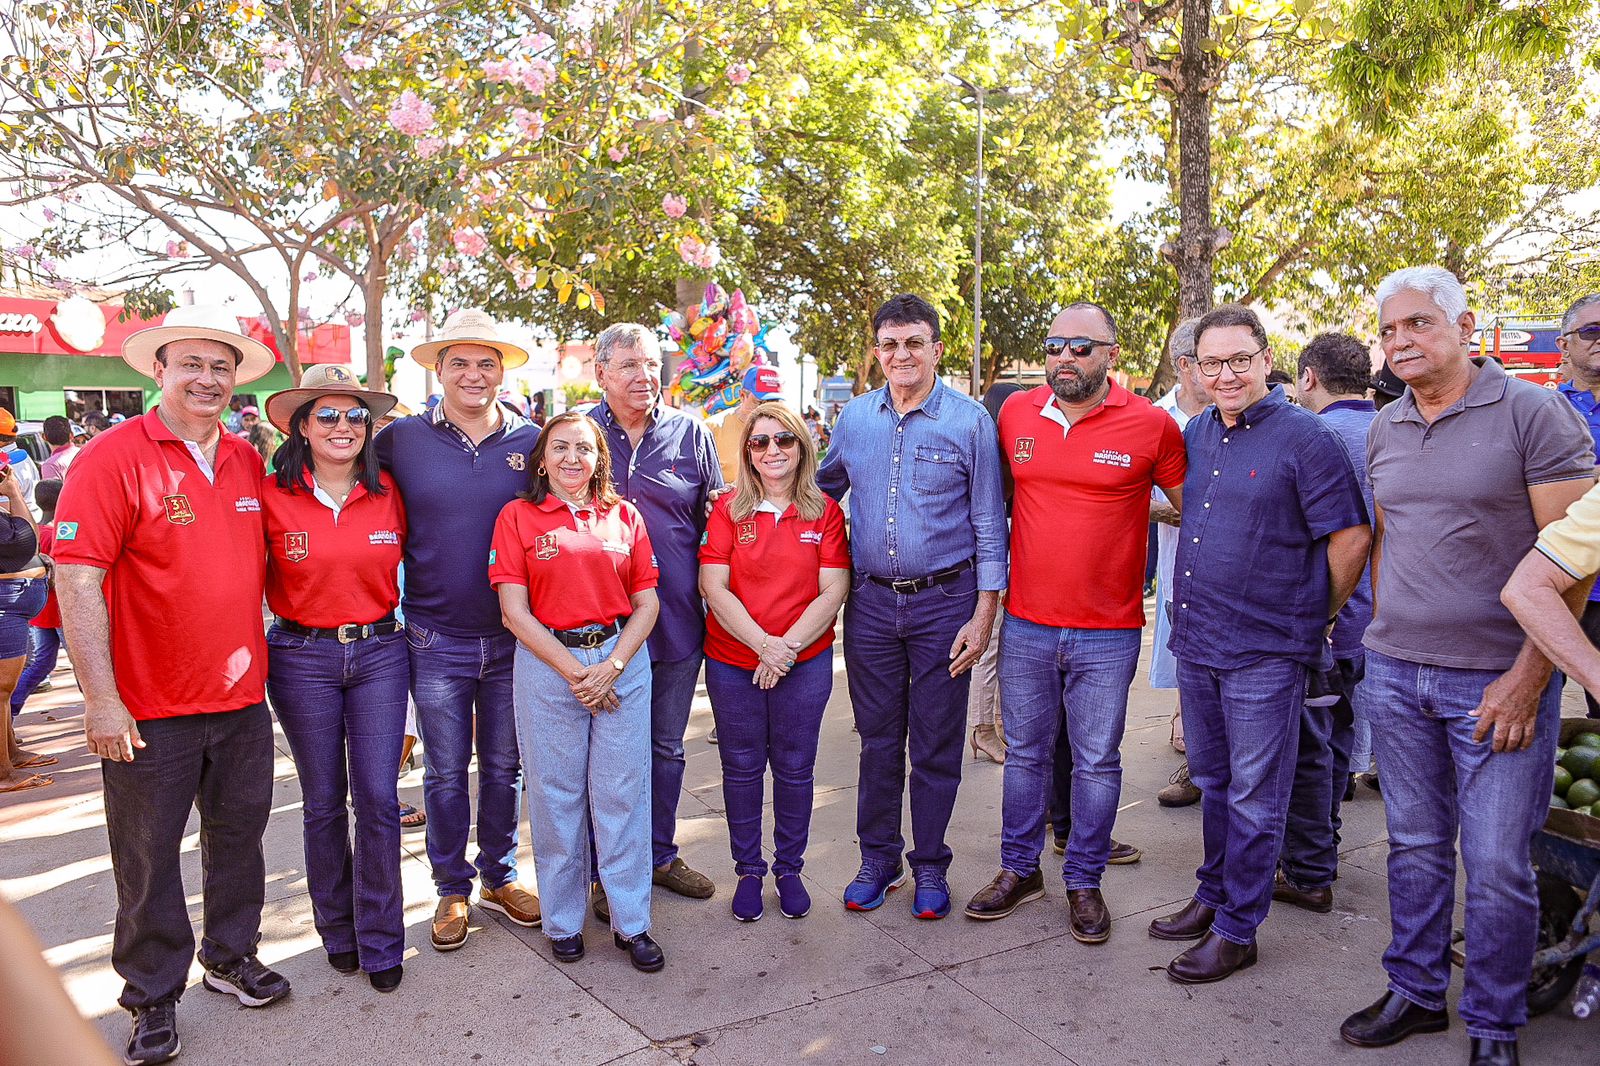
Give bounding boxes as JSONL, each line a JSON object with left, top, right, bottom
{"left": 376, "top": 407, "right": 540, "bottom": 637}
{"left": 1558, "top": 381, "right": 1600, "bottom": 603}
{"left": 593, "top": 399, "right": 724, "bottom": 663}
{"left": 1168, "top": 385, "right": 1368, "bottom": 669}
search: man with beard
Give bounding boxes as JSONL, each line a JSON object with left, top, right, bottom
{"left": 964, "top": 302, "right": 1186, "bottom": 941}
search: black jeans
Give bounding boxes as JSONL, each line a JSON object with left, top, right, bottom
{"left": 1050, "top": 703, "right": 1073, "bottom": 841}
{"left": 1279, "top": 656, "right": 1360, "bottom": 891}
{"left": 1581, "top": 601, "right": 1600, "bottom": 719}
{"left": 102, "top": 702, "right": 274, "bottom": 1009}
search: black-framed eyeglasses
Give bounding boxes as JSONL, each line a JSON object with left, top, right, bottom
{"left": 312, "top": 406, "right": 372, "bottom": 429}
{"left": 747, "top": 431, "right": 801, "bottom": 452}
{"left": 1043, "top": 336, "right": 1113, "bottom": 360}
{"left": 1196, "top": 347, "right": 1267, "bottom": 378}
{"left": 1562, "top": 323, "right": 1600, "bottom": 345}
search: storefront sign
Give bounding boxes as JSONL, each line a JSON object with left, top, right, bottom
{"left": 0, "top": 311, "right": 43, "bottom": 334}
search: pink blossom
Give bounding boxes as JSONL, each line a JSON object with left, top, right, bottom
{"left": 336, "top": 217, "right": 358, "bottom": 232}
{"left": 649, "top": 108, "right": 671, "bottom": 124}
{"left": 513, "top": 267, "right": 536, "bottom": 291}
{"left": 727, "top": 63, "right": 751, "bottom": 86}
{"left": 661, "top": 193, "right": 687, "bottom": 219}
{"left": 341, "top": 52, "right": 376, "bottom": 71}
{"left": 676, "top": 235, "right": 721, "bottom": 270}
{"left": 519, "top": 32, "right": 554, "bottom": 52}
{"left": 42, "top": 206, "right": 56, "bottom": 222}
{"left": 481, "top": 59, "right": 515, "bottom": 83}
{"left": 344, "top": 310, "right": 365, "bottom": 327}
{"left": 518, "top": 57, "right": 556, "bottom": 94}
{"left": 302, "top": 270, "right": 318, "bottom": 283}
{"left": 12, "top": 243, "right": 33, "bottom": 260}
{"left": 409, "top": 308, "right": 426, "bottom": 323}
{"left": 512, "top": 108, "right": 545, "bottom": 141}
{"left": 259, "top": 36, "right": 294, "bottom": 72}
{"left": 39, "top": 258, "right": 56, "bottom": 273}
{"left": 415, "top": 135, "right": 446, "bottom": 158}
{"left": 438, "top": 258, "right": 460, "bottom": 275}
{"left": 388, "top": 91, "right": 436, "bottom": 137}
{"left": 608, "top": 145, "right": 629, "bottom": 162}
{"left": 165, "top": 239, "right": 190, "bottom": 258}
{"left": 452, "top": 227, "right": 488, "bottom": 257}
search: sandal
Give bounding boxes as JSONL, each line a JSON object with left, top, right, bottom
{"left": 0, "top": 773, "right": 53, "bottom": 794}
{"left": 399, "top": 801, "right": 426, "bottom": 828}
{"left": 1169, "top": 710, "right": 1186, "bottom": 754}
{"left": 14, "top": 754, "right": 59, "bottom": 769}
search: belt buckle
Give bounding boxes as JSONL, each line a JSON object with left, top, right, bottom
{"left": 336, "top": 624, "right": 364, "bottom": 644}
{"left": 890, "top": 577, "right": 920, "bottom": 594}
{"left": 578, "top": 629, "right": 603, "bottom": 649}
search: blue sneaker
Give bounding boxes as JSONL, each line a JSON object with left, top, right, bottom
{"left": 776, "top": 874, "right": 811, "bottom": 919}
{"left": 912, "top": 867, "right": 951, "bottom": 920}
{"left": 732, "top": 875, "right": 764, "bottom": 922}
{"left": 843, "top": 859, "right": 906, "bottom": 911}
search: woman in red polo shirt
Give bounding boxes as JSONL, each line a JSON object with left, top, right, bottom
{"left": 259, "top": 366, "right": 408, "bottom": 992}
{"left": 490, "top": 411, "right": 663, "bottom": 972}
{"left": 699, "top": 401, "right": 850, "bottom": 922}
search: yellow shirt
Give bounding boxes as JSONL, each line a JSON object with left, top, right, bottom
{"left": 1536, "top": 479, "right": 1600, "bottom": 579}
{"left": 711, "top": 409, "right": 749, "bottom": 484}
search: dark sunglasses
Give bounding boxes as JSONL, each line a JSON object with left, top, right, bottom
{"left": 1563, "top": 323, "right": 1600, "bottom": 343}
{"left": 747, "top": 431, "right": 801, "bottom": 451}
{"left": 1043, "top": 336, "right": 1112, "bottom": 359}
{"left": 311, "top": 406, "right": 371, "bottom": 429}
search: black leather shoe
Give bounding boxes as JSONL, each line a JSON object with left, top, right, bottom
{"left": 614, "top": 931, "right": 665, "bottom": 973}
{"left": 326, "top": 950, "right": 359, "bottom": 974}
{"left": 368, "top": 964, "right": 402, "bottom": 992}
{"left": 551, "top": 933, "right": 585, "bottom": 964}
{"left": 1272, "top": 870, "right": 1333, "bottom": 913}
{"left": 1148, "top": 897, "right": 1215, "bottom": 941}
{"left": 1067, "top": 888, "right": 1110, "bottom": 944}
{"left": 963, "top": 868, "right": 1045, "bottom": 920}
{"left": 1469, "top": 1037, "right": 1518, "bottom": 1066}
{"left": 1339, "top": 991, "right": 1449, "bottom": 1047}
{"left": 1166, "top": 930, "right": 1257, "bottom": 984}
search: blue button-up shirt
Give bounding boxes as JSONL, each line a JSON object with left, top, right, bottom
{"left": 1558, "top": 381, "right": 1600, "bottom": 603}
{"left": 1168, "top": 386, "right": 1368, "bottom": 669}
{"left": 594, "top": 399, "right": 724, "bottom": 663}
{"left": 817, "top": 378, "right": 1007, "bottom": 590}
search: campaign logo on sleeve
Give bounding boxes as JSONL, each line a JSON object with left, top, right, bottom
{"left": 800, "top": 530, "right": 824, "bottom": 545}
{"left": 162, "top": 494, "right": 196, "bottom": 525}
{"left": 1013, "top": 438, "right": 1036, "bottom": 464}
{"left": 56, "top": 521, "right": 78, "bottom": 541}
{"left": 284, "top": 531, "right": 309, "bottom": 562}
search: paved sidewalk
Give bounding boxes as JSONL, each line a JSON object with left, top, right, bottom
{"left": 0, "top": 624, "right": 1589, "bottom": 1065}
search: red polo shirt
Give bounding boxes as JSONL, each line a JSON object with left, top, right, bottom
{"left": 262, "top": 472, "right": 406, "bottom": 628}
{"left": 488, "top": 494, "right": 657, "bottom": 631}
{"left": 699, "top": 494, "right": 851, "bottom": 669}
{"left": 1000, "top": 382, "right": 1186, "bottom": 629}
{"left": 53, "top": 410, "right": 268, "bottom": 720}
{"left": 29, "top": 523, "right": 61, "bottom": 630}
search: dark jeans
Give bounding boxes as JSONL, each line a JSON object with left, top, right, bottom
{"left": 648, "top": 651, "right": 704, "bottom": 868}
{"left": 405, "top": 623, "right": 522, "bottom": 897}
{"left": 267, "top": 626, "right": 408, "bottom": 973}
{"left": 1581, "top": 600, "right": 1600, "bottom": 719}
{"left": 704, "top": 651, "right": 832, "bottom": 877}
{"left": 12, "top": 624, "right": 64, "bottom": 716}
{"left": 1363, "top": 650, "right": 1562, "bottom": 1041}
{"left": 1177, "top": 656, "right": 1306, "bottom": 945}
{"left": 1050, "top": 710, "right": 1073, "bottom": 841}
{"left": 843, "top": 568, "right": 975, "bottom": 872}
{"left": 101, "top": 702, "right": 274, "bottom": 1009}
{"left": 1280, "top": 654, "right": 1361, "bottom": 891}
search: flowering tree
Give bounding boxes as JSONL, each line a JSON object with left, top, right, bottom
{"left": 0, "top": 0, "right": 741, "bottom": 384}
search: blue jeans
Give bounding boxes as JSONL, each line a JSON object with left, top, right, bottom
{"left": 1177, "top": 656, "right": 1306, "bottom": 944}
{"left": 405, "top": 622, "right": 522, "bottom": 897}
{"left": 648, "top": 651, "right": 703, "bottom": 868}
{"left": 1280, "top": 654, "right": 1360, "bottom": 891}
{"left": 513, "top": 639, "right": 652, "bottom": 941}
{"left": 267, "top": 626, "right": 408, "bottom": 973}
{"left": 843, "top": 568, "right": 975, "bottom": 872}
{"left": 0, "top": 578, "right": 47, "bottom": 660}
{"left": 997, "top": 615, "right": 1140, "bottom": 888}
{"left": 1363, "top": 650, "right": 1561, "bottom": 1041}
{"left": 705, "top": 651, "right": 833, "bottom": 877}
{"left": 12, "top": 624, "right": 63, "bottom": 716}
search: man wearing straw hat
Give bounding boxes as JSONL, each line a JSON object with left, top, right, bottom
{"left": 54, "top": 305, "right": 289, "bottom": 1066}
{"left": 375, "top": 308, "right": 543, "bottom": 952}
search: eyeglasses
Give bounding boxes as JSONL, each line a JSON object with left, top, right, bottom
{"left": 311, "top": 406, "right": 372, "bottom": 429}
{"left": 609, "top": 358, "right": 663, "bottom": 377}
{"left": 1196, "top": 347, "right": 1267, "bottom": 377}
{"left": 1043, "top": 336, "right": 1113, "bottom": 360}
{"left": 1562, "top": 324, "right": 1600, "bottom": 345}
{"left": 747, "top": 431, "right": 801, "bottom": 452}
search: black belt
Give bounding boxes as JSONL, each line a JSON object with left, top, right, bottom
{"left": 552, "top": 621, "right": 620, "bottom": 648}
{"left": 864, "top": 558, "right": 975, "bottom": 595}
{"left": 277, "top": 615, "right": 402, "bottom": 644}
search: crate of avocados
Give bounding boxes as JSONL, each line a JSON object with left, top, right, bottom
{"left": 1547, "top": 717, "right": 1600, "bottom": 849}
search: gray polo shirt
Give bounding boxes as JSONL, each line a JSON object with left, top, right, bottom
{"left": 1365, "top": 357, "right": 1594, "bottom": 670}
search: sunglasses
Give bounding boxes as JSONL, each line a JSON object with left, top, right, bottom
{"left": 1563, "top": 323, "right": 1600, "bottom": 344}
{"left": 747, "top": 431, "right": 801, "bottom": 452}
{"left": 311, "top": 406, "right": 372, "bottom": 429}
{"left": 1043, "top": 336, "right": 1112, "bottom": 359}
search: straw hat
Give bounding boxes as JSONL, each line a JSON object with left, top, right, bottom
{"left": 408, "top": 308, "right": 529, "bottom": 370}
{"left": 120, "top": 305, "right": 277, "bottom": 384}
{"left": 264, "top": 364, "right": 399, "bottom": 434}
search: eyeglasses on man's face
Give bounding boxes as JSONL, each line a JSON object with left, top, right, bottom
{"left": 1196, "top": 347, "right": 1267, "bottom": 378}
{"left": 1562, "top": 323, "right": 1600, "bottom": 346}
{"left": 1043, "top": 336, "right": 1113, "bottom": 360}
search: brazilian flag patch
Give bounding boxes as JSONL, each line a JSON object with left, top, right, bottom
{"left": 56, "top": 521, "right": 78, "bottom": 541}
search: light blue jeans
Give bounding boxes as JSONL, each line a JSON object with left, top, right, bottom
{"left": 513, "top": 636, "right": 653, "bottom": 942}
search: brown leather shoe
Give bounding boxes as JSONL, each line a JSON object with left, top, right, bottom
{"left": 1066, "top": 888, "right": 1110, "bottom": 944}
{"left": 1272, "top": 870, "right": 1333, "bottom": 914}
{"left": 653, "top": 857, "right": 716, "bottom": 899}
{"left": 480, "top": 881, "right": 542, "bottom": 927}
{"left": 1157, "top": 763, "right": 1201, "bottom": 807}
{"left": 1166, "top": 930, "right": 1257, "bottom": 984}
{"left": 1147, "top": 897, "right": 1215, "bottom": 941}
{"left": 963, "top": 868, "right": 1045, "bottom": 920}
{"left": 1106, "top": 839, "right": 1142, "bottom": 865}
{"left": 430, "top": 894, "right": 470, "bottom": 951}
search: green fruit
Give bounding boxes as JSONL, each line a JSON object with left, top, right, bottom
{"left": 1552, "top": 795, "right": 1571, "bottom": 809}
{"left": 1575, "top": 732, "right": 1600, "bottom": 750}
{"left": 1588, "top": 802, "right": 1600, "bottom": 819}
{"left": 1555, "top": 766, "right": 1575, "bottom": 796}
{"left": 1565, "top": 778, "right": 1600, "bottom": 809}
{"left": 1561, "top": 746, "right": 1600, "bottom": 780}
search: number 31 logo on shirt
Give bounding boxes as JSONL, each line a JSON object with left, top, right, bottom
{"left": 737, "top": 521, "right": 757, "bottom": 545}
{"left": 536, "top": 532, "right": 559, "bottom": 560}
{"left": 162, "top": 494, "right": 196, "bottom": 525}
{"left": 1012, "top": 438, "right": 1035, "bottom": 464}
{"left": 284, "top": 532, "right": 309, "bottom": 563}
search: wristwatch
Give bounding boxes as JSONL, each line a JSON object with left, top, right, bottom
{"left": 610, "top": 657, "right": 626, "bottom": 672}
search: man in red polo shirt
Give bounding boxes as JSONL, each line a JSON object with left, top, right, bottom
{"left": 55, "top": 306, "right": 289, "bottom": 1066}
{"left": 965, "top": 301, "right": 1187, "bottom": 944}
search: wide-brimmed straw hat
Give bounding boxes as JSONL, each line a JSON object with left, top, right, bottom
{"left": 408, "top": 308, "right": 529, "bottom": 370}
{"left": 121, "top": 305, "right": 277, "bottom": 384}
{"left": 265, "top": 364, "right": 399, "bottom": 434}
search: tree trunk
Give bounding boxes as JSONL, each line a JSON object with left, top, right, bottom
{"left": 365, "top": 255, "right": 388, "bottom": 391}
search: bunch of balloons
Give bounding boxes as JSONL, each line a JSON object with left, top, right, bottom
{"left": 663, "top": 283, "right": 776, "bottom": 416}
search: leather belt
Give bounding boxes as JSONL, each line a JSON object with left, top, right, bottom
{"left": 277, "top": 615, "right": 402, "bottom": 644}
{"left": 552, "top": 622, "right": 620, "bottom": 649}
{"left": 864, "top": 558, "right": 975, "bottom": 595}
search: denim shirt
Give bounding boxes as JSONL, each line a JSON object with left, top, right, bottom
{"left": 817, "top": 378, "right": 1007, "bottom": 590}
{"left": 593, "top": 399, "right": 724, "bottom": 663}
{"left": 1558, "top": 381, "right": 1600, "bottom": 602}
{"left": 1168, "top": 386, "right": 1368, "bottom": 669}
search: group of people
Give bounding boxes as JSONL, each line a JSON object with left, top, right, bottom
{"left": 0, "top": 266, "right": 1593, "bottom": 1066}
